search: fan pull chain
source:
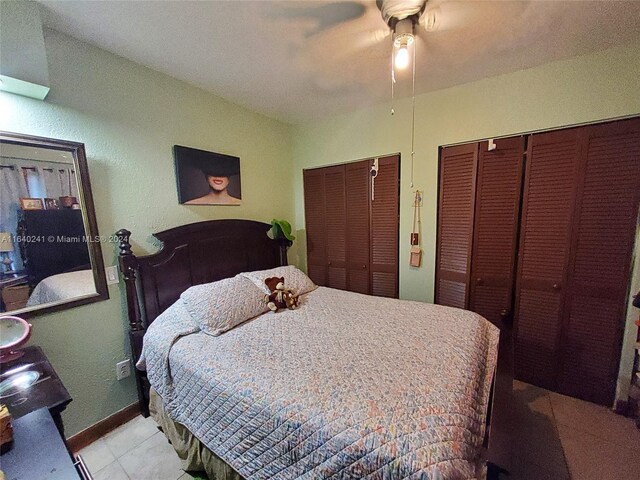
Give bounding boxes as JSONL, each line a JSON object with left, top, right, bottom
{"left": 390, "top": 34, "right": 395, "bottom": 115}
{"left": 410, "top": 36, "right": 416, "bottom": 188}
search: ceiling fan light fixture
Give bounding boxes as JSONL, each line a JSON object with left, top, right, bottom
{"left": 393, "top": 33, "right": 413, "bottom": 69}
{"left": 392, "top": 17, "right": 415, "bottom": 70}
{"left": 393, "top": 16, "right": 415, "bottom": 41}
{"left": 395, "top": 44, "right": 410, "bottom": 69}
{"left": 378, "top": 0, "right": 427, "bottom": 187}
{"left": 393, "top": 32, "right": 414, "bottom": 49}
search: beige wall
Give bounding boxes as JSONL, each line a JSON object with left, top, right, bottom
{"left": 0, "top": 29, "right": 294, "bottom": 436}
{"left": 292, "top": 42, "right": 640, "bottom": 402}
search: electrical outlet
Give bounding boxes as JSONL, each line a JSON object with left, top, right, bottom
{"left": 106, "top": 265, "right": 118, "bottom": 285}
{"left": 116, "top": 359, "right": 131, "bottom": 380}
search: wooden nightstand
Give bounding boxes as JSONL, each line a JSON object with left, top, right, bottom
{"left": 0, "top": 346, "right": 72, "bottom": 437}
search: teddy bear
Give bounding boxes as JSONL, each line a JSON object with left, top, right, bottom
{"left": 264, "top": 276, "right": 299, "bottom": 312}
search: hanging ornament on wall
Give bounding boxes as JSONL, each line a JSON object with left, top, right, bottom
{"left": 409, "top": 189, "right": 423, "bottom": 267}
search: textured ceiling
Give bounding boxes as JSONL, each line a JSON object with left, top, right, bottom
{"left": 37, "top": 0, "right": 640, "bottom": 123}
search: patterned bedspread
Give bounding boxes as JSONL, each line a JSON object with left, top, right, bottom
{"left": 27, "top": 269, "right": 96, "bottom": 306}
{"left": 139, "top": 287, "right": 499, "bottom": 480}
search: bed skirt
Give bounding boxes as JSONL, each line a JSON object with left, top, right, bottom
{"left": 149, "top": 388, "right": 245, "bottom": 480}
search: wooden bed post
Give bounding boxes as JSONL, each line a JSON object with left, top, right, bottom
{"left": 116, "top": 229, "right": 142, "bottom": 331}
{"left": 277, "top": 238, "right": 292, "bottom": 267}
{"left": 115, "top": 229, "right": 149, "bottom": 417}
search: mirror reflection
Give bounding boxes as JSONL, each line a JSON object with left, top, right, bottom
{"left": 0, "top": 316, "right": 28, "bottom": 345}
{"left": 0, "top": 142, "right": 97, "bottom": 313}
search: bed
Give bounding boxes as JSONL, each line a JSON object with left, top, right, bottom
{"left": 26, "top": 269, "right": 96, "bottom": 306}
{"left": 116, "top": 220, "right": 499, "bottom": 480}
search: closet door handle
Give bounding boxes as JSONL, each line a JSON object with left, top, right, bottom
{"left": 476, "top": 278, "right": 483, "bottom": 285}
{"left": 362, "top": 264, "right": 367, "bottom": 270}
{"left": 328, "top": 261, "right": 332, "bottom": 266}
{"left": 553, "top": 283, "right": 560, "bottom": 290}
{"left": 499, "top": 309, "right": 513, "bottom": 326}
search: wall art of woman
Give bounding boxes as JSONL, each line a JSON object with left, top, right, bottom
{"left": 174, "top": 145, "right": 242, "bottom": 206}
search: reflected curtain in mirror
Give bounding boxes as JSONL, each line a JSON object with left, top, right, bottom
{"left": 0, "top": 158, "right": 80, "bottom": 273}
{"left": 0, "top": 164, "right": 28, "bottom": 271}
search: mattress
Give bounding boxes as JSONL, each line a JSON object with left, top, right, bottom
{"left": 27, "top": 269, "right": 96, "bottom": 306}
{"left": 139, "top": 286, "right": 499, "bottom": 479}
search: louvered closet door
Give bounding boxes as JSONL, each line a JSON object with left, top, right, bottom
{"left": 469, "top": 137, "right": 525, "bottom": 328}
{"left": 558, "top": 118, "right": 640, "bottom": 406}
{"left": 303, "top": 169, "right": 327, "bottom": 286}
{"left": 370, "top": 155, "right": 400, "bottom": 298}
{"left": 514, "top": 128, "right": 580, "bottom": 391}
{"left": 435, "top": 144, "right": 478, "bottom": 308}
{"left": 346, "top": 160, "right": 371, "bottom": 294}
{"left": 324, "top": 165, "right": 348, "bottom": 290}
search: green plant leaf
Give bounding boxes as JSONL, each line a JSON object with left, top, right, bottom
{"left": 270, "top": 219, "right": 295, "bottom": 241}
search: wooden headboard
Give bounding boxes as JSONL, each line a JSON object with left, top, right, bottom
{"left": 115, "top": 219, "right": 290, "bottom": 415}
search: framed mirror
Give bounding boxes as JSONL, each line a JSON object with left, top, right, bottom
{"left": 0, "top": 132, "right": 108, "bottom": 316}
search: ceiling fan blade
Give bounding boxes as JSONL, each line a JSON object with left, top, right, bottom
{"left": 417, "top": 1, "right": 476, "bottom": 33}
{"left": 306, "top": 27, "right": 390, "bottom": 64}
{"left": 300, "top": 2, "right": 390, "bottom": 65}
{"left": 265, "top": 1, "right": 368, "bottom": 38}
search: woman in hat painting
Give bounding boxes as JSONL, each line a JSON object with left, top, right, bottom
{"left": 185, "top": 156, "right": 242, "bottom": 205}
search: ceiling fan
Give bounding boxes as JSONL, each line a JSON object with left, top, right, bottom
{"left": 375, "top": 0, "right": 429, "bottom": 187}
{"left": 269, "top": 0, "right": 449, "bottom": 181}
{"left": 376, "top": 0, "right": 429, "bottom": 70}
{"left": 287, "top": 0, "right": 442, "bottom": 90}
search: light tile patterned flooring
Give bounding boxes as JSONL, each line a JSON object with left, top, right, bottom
{"left": 510, "top": 380, "right": 640, "bottom": 480}
{"left": 78, "top": 415, "right": 197, "bottom": 480}
{"left": 78, "top": 381, "right": 640, "bottom": 480}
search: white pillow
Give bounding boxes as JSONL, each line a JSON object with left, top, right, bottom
{"left": 240, "top": 265, "right": 317, "bottom": 295}
{"left": 180, "top": 276, "right": 268, "bottom": 336}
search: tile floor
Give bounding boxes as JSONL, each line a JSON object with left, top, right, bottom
{"left": 510, "top": 380, "right": 640, "bottom": 480}
{"left": 78, "top": 382, "right": 640, "bottom": 480}
{"left": 77, "top": 415, "right": 198, "bottom": 480}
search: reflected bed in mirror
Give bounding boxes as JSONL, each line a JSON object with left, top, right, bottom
{"left": 0, "top": 132, "right": 108, "bottom": 316}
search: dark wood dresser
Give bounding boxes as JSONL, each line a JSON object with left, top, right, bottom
{"left": 0, "top": 346, "right": 72, "bottom": 437}
{"left": 0, "top": 346, "right": 91, "bottom": 479}
{"left": 1, "top": 408, "right": 82, "bottom": 479}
